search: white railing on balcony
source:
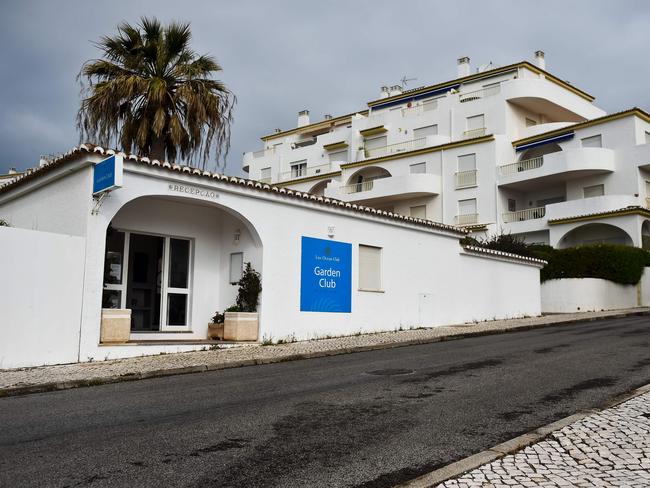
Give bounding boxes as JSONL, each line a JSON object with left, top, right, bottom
{"left": 455, "top": 213, "right": 479, "bottom": 226}
{"left": 279, "top": 163, "right": 332, "bottom": 182}
{"left": 458, "top": 84, "right": 501, "bottom": 103}
{"left": 502, "top": 206, "right": 546, "bottom": 223}
{"left": 498, "top": 156, "right": 544, "bottom": 176}
{"left": 455, "top": 169, "right": 477, "bottom": 188}
{"left": 463, "top": 127, "right": 486, "bottom": 139}
{"left": 253, "top": 147, "right": 276, "bottom": 159}
{"left": 340, "top": 176, "right": 390, "bottom": 194}
{"left": 401, "top": 100, "right": 438, "bottom": 117}
{"left": 364, "top": 137, "right": 427, "bottom": 159}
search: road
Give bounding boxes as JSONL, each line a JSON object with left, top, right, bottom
{"left": 1, "top": 315, "right": 649, "bottom": 488}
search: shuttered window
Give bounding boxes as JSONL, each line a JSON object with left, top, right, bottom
{"left": 581, "top": 135, "right": 602, "bottom": 148}
{"left": 359, "top": 245, "right": 382, "bottom": 291}
{"left": 328, "top": 149, "right": 348, "bottom": 163}
{"left": 583, "top": 184, "right": 604, "bottom": 198}
{"left": 410, "top": 205, "right": 427, "bottom": 219}
{"left": 467, "top": 114, "right": 485, "bottom": 130}
{"left": 414, "top": 125, "right": 438, "bottom": 139}
{"left": 364, "top": 136, "right": 387, "bottom": 150}
{"left": 458, "top": 154, "right": 476, "bottom": 172}
{"left": 458, "top": 198, "right": 477, "bottom": 215}
{"left": 410, "top": 162, "right": 427, "bottom": 174}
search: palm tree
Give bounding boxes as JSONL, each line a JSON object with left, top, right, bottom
{"left": 77, "top": 17, "right": 235, "bottom": 170}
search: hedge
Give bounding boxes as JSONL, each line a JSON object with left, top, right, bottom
{"left": 530, "top": 244, "right": 650, "bottom": 285}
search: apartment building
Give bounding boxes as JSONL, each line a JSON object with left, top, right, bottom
{"left": 242, "top": 51, "right": 650, "bottom": 249}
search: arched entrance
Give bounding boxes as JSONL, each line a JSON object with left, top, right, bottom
{"left": 101, "top": 195, "right": 262, "bottom": 334}
{"left": 308, "top": 179, "right": 331, "bottom": 196}
{"left": 642, "top": 220, "right": 650, "bottom": 250}
{"left": 557, "top": 223, "right": 633, "bottom": 249}
{"left": 346, "top": 166, "right": 391, "bottom": 192}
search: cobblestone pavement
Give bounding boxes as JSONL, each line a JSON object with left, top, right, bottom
{"left": 1, "top": 308, "right": 648, "bottom": 393}
{"left": 437, "top": 391, "right": 650, "bottom": 488}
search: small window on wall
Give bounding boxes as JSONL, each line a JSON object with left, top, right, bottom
{"left": 581, "top": 135, "right": 602, "bottom": 148}
{"left": 328, "top": 149, "right": 348, "bottom": 163}
{"left": 410, "top": 162, "right": 427, "bottom": 174}
{"left": 583, "top": 184, "right": 604, "bottom": 198}
{"left": 229, "top": 252, "right": 244, "bottom": 284}
{"left": 458, "top": 153, "right": 476, "bottom": 172}
{"left": 413, "top": 125, "right": 438, "bottom": 139}
{"left": 359, "top": 245, "right": 382, "bottom": 291}
{"left": 458, "top": 198, "right": 477, "bottom": 215}
{"left": 466, "top": 114, "right": 485, "bottom": 131}
{"left": 410, "top": 205, "right": 427, "bottom": 219}
{"left": 290, "top": 161, "right": 307, "bottom": 178}
{"left": 364, "top": 136, "right": 387, "bottom": 150}
{"left": 260, "top": 167, "right": 271, "bottom": 181}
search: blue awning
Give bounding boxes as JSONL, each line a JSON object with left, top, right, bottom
{"left": 515, "top": 132, "right": 574, "bottom": 152}
{"left": 371, "top": 84, "right": 460, "bottom": 111}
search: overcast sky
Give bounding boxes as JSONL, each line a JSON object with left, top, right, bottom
{"left": 1, "top": 0, "right": 649, "bottom": 176}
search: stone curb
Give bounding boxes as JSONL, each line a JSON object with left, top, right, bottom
{"left": 1, "top": 310, "right": 649, "bottom": 399}
{"left": 394, "top": 382, "right": 650, "bottom": 487}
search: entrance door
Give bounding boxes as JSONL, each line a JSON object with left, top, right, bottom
{"left": 126, "top": 234, "right": 164, "bottom": 331}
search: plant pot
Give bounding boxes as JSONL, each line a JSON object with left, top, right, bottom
{"left": 208, "top": 322, "right": 224, "bottom": 340}
{"left": 223, "top": 312, "right": 259, "bottom": 341}
{"left": 100, "top": 308, "right": 131, "bottom": 343}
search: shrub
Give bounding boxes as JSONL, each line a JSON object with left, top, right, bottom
{"left": 235, "top": 263, "right": 262, "bottom": 312}
{"left": 210, "top": 311, "right": 225, "bottom": 324}
{"left": 0, "top": 219, "right": 8, "bottom": 227}
{"left": 537, "top": 244, "right": 650, "bottom": 285}
{"left": 461, "top": 231, "right": 533, "bottom": 257}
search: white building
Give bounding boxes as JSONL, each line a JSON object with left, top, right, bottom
{"left": 0, "top": 145, "right": 542, "bottom": 369}
{"left": 243, "top": 52, "right": 650, "bottom": 249}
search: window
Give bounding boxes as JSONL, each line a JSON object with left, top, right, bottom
{"left": 328, "top": 149, "right": 348, "bottom": 163}
{"left": 413, "top": 124, "right": 438, "bottom": 139}
{"left": 290, "top": 160, "right": 307, "bottom": 178}
{"left": 645, "top": 131, "right": 650, "bottom": 144}
{"left": 525, "top": 118, "right": 537, "bottom": 127}
{"left": 260, "top": 167, "right": 271, "bottom": 182}
{"left": 507, "top": 199, "right": 516, "bottom": 212}
{"left": 364, "top": 136, "right": 387, "bottom": 150}
{"left": 359, "top": 245, "right": 382, "bottom": 291}
{"left": 410, "top": 205, "right": 427, "bottom": 219}
{"left": 581, "top": 135, "right": 602, "bottom": 148}
{"left": 229, "top": 252, "right": 244, "bottom": 284}
{"left": 166, "top": 238, "right": 191, "bottom": 327}
{"left": 458, "top": 198, "right": 477, "bottom": 215}
{"left": 467, "top": 114, "right": 485, "bottom": 131}
{"left": 583, "top": 184, "right": 604, "bottom": 198}
{"left": 410, "top": 162, "right": 427, "bottom": 174}
{"left": 458, "top": 154, "right": 476, "bottom": 172}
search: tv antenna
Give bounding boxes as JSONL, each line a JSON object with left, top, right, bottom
{"left": 400, "top": 75, "right": 417, "bottom": 88}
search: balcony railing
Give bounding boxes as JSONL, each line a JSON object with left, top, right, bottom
{"left": 401, "top": 100, "right": 438, "bottom": 117}
{"left": 292, "top": 138, "right": 317, "bottom": 149}
{"left": 252, "top": 147, "right": 276, "bottom": 158}
{"left": 279, "top": 163, "right": 332, "bottom": 182}
{"left": 458, "top": 84, "right": 501, "bottom": 103}
{"left": 498, "top": 156, "right": 544, "bottom": 176}
{"left": 455, "top": 213, "right": 479, "bottom": 226}
{"left": 455, "top": 169, "right": 477, "bottom": 188}
{"left": 502, "top": 206, "right": 546, "bottom": 223}
{"left": 463, "top": 127, "right": 486, "bottom": 139}
{"left": 340, "top": 175, "right": 390, "bottom": 194}
{"left": 364, "top": 137, "right": 427, "bottom": 159}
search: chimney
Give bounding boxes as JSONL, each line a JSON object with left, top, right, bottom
{"left": 8, "top": 167, "right": 17, "bottom": 174}
{"left": 457, "top": 57, "right": 471, "bottom": 77}
{"left": 534, "top": 50, "right": 545, "bottom": 70}
{"left": 298, "top": 110, "right": 310, "bottom": 127}
{"left": 379, "top": 86, "right": 390, "bottom": 99}
{"left": 324, "top": 114, "right": 332, "bottom": 120}
{"left": 389, "top": 85, "right": 403, "bottom": 97}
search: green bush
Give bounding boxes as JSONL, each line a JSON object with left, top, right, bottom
{"left": 534, "top": 244, "right": 650, "bottom": 285}
{"left": 461, "top": 232, "right": 533, "bottom": 257}
{"left": 235, "top": 263, "right": 262, "bottom": 312}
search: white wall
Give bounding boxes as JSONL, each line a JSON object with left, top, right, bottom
{"left": 0, "top": 227, "right": 86, "bottom": 368}
{"left": 541, "top": 278, "right": 637, "bottom": 313}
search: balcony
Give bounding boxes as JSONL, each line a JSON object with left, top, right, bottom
{"left": 545, "top": 194, "right": 641, "bottom": 222}
{"left": 463, "top": 127, "right": 486, "bottom": 139}
{"left": 455, "top": 170, "right": 477, "bottom": 189}
{"left": 498, "top": 147, "right": 615, "bottom": 190}
{"left": 400, "top": 99, "right": 438, "bottom": 117}
{"left": 242, "top": 146, "right": 277, "bottom": 173}
{"left": 325, "top": 173, "right": 441, "bottom": 203}
{"left": 279, "top": 163, "right": 334, "bottom": 182}
{"left": 458, "top": 84, "right": 501, "bottom": 103}
{"left": 455, "top": 213, "right": 479, "bottom": 226}
{"left": 502, "top": 207, "right": 546, "bottom": 223}
{"left": 364, "top": 137, "right": 427, "bottom": 159}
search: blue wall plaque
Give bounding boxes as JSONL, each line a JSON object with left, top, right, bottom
{"left": 93, "top": 154, "right": 123, "bottom": 195}
{"left": 300, "top": 236, "right": 352, "bottom": 313}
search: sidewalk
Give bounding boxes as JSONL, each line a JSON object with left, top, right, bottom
{"left": 430, "top": 386, "right": 650, "bottom": 488}
{"left": 1, "top": 308, "right": 649, "bottom": 397}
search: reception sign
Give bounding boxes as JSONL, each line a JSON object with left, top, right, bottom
{"left": 300, "top": 236, "right": 352, "bottom": 313}
{"left": 93, "top": 154, "right": 123, "bottom": 195}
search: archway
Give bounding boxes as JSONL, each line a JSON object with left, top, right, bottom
{"left": 518, "top": 143, "right": 562, "bottom": 162}
{"left": 557, "top": 223, "right": 633, "bottom": 249}
{"left": 345, "top": 166, "right": 391, "bottom": 192}
{"left": 308, "top": 179, "right": 331, "bottom": 196}
{"left": 642, "top": 220, "right": 650, "bottom": 250}
{"left": 101, "top": 195, "right": 263, "bottom": 334}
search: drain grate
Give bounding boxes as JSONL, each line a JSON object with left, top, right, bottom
{"left": 366, "top": 368, "right": 413, "bottom": 376}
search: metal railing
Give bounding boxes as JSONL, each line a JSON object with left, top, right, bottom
{"left": 401, "top": 100, "right": 438, "bottom": 117}
{"left": 502, "top": 207, "right": 546, "bottom": 223}
{"left": 455, "top": 169, "right": 477, "bottom": 188}
{"left": 340, "top": 175, "right": 390, "bottom": 194}
{"left": 462, "top": 127, "right": 486, "bottom": 139}
{"left": 458, "top": 84, "right": 501, "bottom": 103}
{"left": 455, "top": 213, "right": 479, "bottom": 226}
{"left": 279, "top": 163, "right": 332, "bottom": 182}
{"left": 499, "top": 156, "right": 544, "bottom": 176}
{"left": 364, "top": 137, "right": 427, "bottom": 158}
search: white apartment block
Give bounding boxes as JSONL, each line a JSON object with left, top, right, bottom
{"left": 242, "top": 51, "right": 650, "bottom": 249}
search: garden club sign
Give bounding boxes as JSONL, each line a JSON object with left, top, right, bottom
{"left": 92, "top": 154, "right": 123, "bottom": 195}
{"left": 300, "top": 236, "right": 352, "bottom": 313}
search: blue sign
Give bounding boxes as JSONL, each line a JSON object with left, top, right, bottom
{"left": 93, "top": 154, "right": 123, "bottom": 195}
{"left": 300, "top": 236, "right": 352, "bottom": 313}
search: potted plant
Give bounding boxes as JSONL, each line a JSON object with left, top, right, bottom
{"left": 223, "top": 263, "right": 262, "bottom": 341}
{"left": 207, "top": 310, "right": 225, "bottom": 340}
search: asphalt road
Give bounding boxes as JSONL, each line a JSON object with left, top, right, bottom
{"left": 1, "top": 315, "right": 650, "bottom": 488}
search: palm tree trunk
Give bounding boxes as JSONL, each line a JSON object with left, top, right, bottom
{"left": 150, "top": 137, "right": 166, "bottom": 161}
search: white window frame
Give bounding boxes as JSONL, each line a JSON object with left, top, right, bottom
{"left": 229, "top": 252, "right": 244, "bottom": 285}
{"left": 290, "top": 160, "right": 307, "bottom": 178}
{"left": 102, "top": 229, "right": 194, "bottom": 331}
